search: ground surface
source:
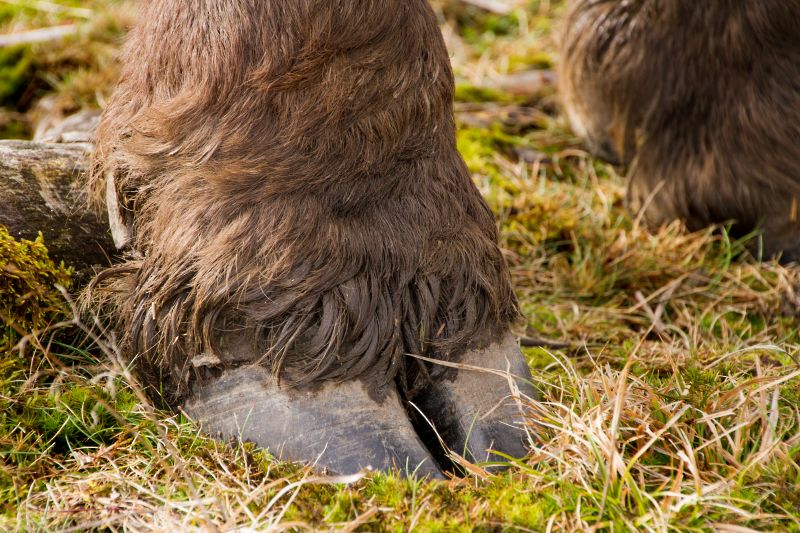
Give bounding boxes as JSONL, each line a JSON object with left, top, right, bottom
{"left": 1, "top": 1, "right": 799, "bottom": 531}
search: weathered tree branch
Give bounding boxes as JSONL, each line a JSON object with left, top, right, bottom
{"left": 0, "top": 140, "right": 116, "bottom": 272}
{"left": 459, "top": 0, "right": 518, "bottom": 15}
{"left": 0, "top": 24, "right": 79, "bottom": 47}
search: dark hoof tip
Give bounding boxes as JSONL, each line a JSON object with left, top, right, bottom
{"left": 414, "top": 332, "right": 536, "bottom": 472}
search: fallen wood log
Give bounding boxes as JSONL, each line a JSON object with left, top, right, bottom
{"left": 0, "top": 140, "right": 116, "bottom": 272}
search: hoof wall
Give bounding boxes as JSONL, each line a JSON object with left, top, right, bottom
{"left": 183, "top": 332, "right": 536, "bottom": 477}
{"left": 415, "top": 332, "right": 535, "bottom": 469}
{"left": 184, "top": 367, "right": 443, "bottom": 478}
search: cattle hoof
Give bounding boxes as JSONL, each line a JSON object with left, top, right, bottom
{"left": 183, "top": 366, "right": 443, "bottom": 478}
{"left": 778, "top": 238, "right": 800, "bottom": 265}
{"left": 415, "top": 332, "right": 536, "bottom": 469}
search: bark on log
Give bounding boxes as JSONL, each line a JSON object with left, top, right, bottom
{"left": 0, "top": 140, "right": 116, "bottom": 272}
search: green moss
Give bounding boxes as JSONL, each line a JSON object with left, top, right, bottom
{"left": 507, "top": 50, "right": 554, "bottom": 70}
{"left": 455, "top": 11, "right": 521, "bottom": 50}
{"left": 455, "top": 83, "right": 516, "bottom": 104}
{"left": 0, "top": 228, "right": 84, "bottom": 506}
{"left": 0, "top": 226, "right": 72, "bottom": 352}
{"left": 457, "top": 125, "right": 524, "bottom": 187}
{"left": 0, "top": 5, "right": 20, "bottom": 25}
{"left": 0, "top": 119, "right": 29, "bottom": 139}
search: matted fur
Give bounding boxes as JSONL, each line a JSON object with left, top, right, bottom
{"left": 560, "top": 0, "right": 800, "bottom": 260}
{"left": 88, "top": 0, "right": 519, "bottom": 405}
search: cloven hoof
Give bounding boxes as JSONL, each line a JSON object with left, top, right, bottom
{"left": 184, "top": 367, "right": 444, "bottom": 478}
{"left": 183, "top": 331, "right": 535, "bottom": 477}
{"left": 414, "top": 331, "right": 536, "bottom": 469}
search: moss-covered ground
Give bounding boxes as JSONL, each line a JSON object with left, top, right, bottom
{"left": 1, "top": 1, "right": 799, "bottom": 530}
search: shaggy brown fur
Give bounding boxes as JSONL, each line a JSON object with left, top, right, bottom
{"left": 89, "top": 0, "right": 519, "bottom": 405}
{"left": 560, "top": 0, "right": 800, "bottom": 261}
